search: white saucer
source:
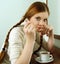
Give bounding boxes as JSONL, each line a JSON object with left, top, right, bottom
{"left": 35, "top": 55, "right": 54, "bottom": 63}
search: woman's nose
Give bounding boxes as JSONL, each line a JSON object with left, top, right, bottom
{"left": 39, "top": 21, "right": 44, "bottom": 26}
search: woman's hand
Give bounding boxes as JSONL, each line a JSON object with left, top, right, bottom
{"left": 36, "top": 24, "right": 53, "bottom": 37}
{"left": 36, "top": 24, "right": 54, "bottom": 51}
{"left": 43, "top": 25, "right": 54, "bottom": 51}
{"left": 44, "top": 25, "right": 54, "bottom": 37}
{"left": 23, "top": 19, "right": 36, "bottom": 43}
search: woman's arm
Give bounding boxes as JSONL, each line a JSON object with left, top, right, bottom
{"left": 42, "top": 26, "right": 54, "bottom": 51}
{"left": 47, "top": 30, "right": 54, "bottom": 51}
{"left": 15, "top": 40, "right": 35, "bottom": 64}
{"left": 15, "top": 21, "right": 36, "bottom": 64}
{"left": 42, "top": 34, "right": 54, "bottom": 51}
{"left": 9, "top": 26, "right": 36, "bottom": 64}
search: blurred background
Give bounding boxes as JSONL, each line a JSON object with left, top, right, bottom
{"left": 0, "top": 0, "right": 60, "bottom": 50}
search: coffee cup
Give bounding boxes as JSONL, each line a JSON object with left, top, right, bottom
{"left": 39, "top": 51, "right": 52, "bottom": 61}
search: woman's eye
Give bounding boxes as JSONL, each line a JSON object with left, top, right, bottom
{"left": 35, "top": 17, "right": 41, "bottom": 21}
{"left": 44, "top": 19, "right": 48, "bottom": 22}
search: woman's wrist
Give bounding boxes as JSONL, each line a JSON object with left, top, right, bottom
{"left": 26, "top": 38, "right": 35, "bottom": 45}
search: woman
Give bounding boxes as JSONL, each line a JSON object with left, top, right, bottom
{"left": 0, "top": 1, "right": 54, "bottom": 64}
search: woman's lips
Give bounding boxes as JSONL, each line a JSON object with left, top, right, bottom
{"left": 36, "top": 26, "right": 44, "bottom": 31}
{"left": 36, "top": 26, "right": 46, "bottom": 35}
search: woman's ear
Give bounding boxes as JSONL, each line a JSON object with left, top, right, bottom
{"left": 24, "top": 18, "right": 30, "bottom": 24}
{"left": 24, "top": 18, "right": 30, "bottom": 22}
{"left": 22, "top": 18, "right": 30, "bottom": 25}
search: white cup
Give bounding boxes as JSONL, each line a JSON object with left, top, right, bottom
{"left": 39, "top": 51, "right": 52, "bottom": 61}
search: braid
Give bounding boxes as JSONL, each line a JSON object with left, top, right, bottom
{"left": 33, "top": 35, "right": 43, "bottom": 56}
{"left": 0, "top": 17, "right": 25, "bottom": 62}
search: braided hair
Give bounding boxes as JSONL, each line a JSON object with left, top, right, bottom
{"left": 33, "top": 35, "right": 43, "bottom": 56}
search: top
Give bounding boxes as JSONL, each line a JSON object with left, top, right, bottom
{"left": 1, "top": 24, "right": 48, "bottom": 64}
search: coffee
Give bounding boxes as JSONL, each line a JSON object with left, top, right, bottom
{"left": 41, "top": 52, "right": 48, "bottom": 54}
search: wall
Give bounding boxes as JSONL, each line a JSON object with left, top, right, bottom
{"left": 0, "top": 0, "right": 46, "bottom": 50}
{"left": 48, "top": 0, "right": 60, "bottom": 48}
{"left": 54, "top": 39, "right": 60, "bottom": 48}
{"left": 48, "top": 0, "right": 60, "bottom": 35}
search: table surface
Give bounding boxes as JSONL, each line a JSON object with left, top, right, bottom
{"left": 30, "top": 46, "right": 60, "bottom": 64}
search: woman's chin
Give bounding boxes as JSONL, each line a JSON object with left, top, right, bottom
{"left": 37, "top": 31, "right": 45, "bottom": 36}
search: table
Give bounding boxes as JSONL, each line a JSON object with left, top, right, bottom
{"left": 30, "top": 46, "right": 60, "bottom": 64}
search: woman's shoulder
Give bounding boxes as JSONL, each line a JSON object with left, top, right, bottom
{"left": 8, "top": 26, "right": 24, "bottom": 43}
{"left": 9, "top": 26, "right": 24, "bottom": 41}
{"left": 10, "top": 26, "right": 24, "bottom": 35}
{"left": 12, "top": 25, "right": 23, "bottom": 31}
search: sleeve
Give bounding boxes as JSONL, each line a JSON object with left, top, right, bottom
{"left": 43, "top": 35, "right": 49, "bottom": 43}
{"left": 8, "top": 27, "right": 24, "bottom": 64}
{"left": 42, "top": 35, "right": 49, "bottom": 50}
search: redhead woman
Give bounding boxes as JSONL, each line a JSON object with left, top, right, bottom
{"left": 0, "top": 1, "right": 54, "bottom": 64}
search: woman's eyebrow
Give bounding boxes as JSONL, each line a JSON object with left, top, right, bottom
{"left": 35, "top": 16, "right": 41, "bottom": 19}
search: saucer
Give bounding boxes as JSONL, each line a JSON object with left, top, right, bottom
{"left": 35, "top": 55, "right": 54, "bottom": 63}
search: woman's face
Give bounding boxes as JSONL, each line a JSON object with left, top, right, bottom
{"left": 29, "top": 11, "right": 49, "bottom": 33}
